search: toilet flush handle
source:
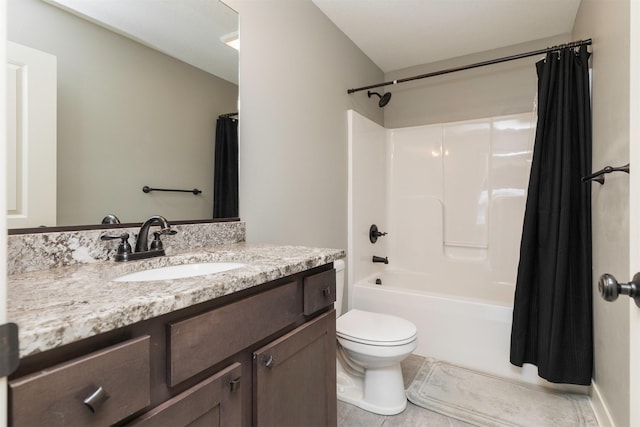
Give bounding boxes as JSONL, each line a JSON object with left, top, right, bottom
{"left": 598, "top": 273, "right": 640, "bottom": 307}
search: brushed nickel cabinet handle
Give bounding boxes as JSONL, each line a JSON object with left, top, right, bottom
{"left": 83, "top": 386, "right": 109, "bottom": 413}
{"left": 264, "top": 354, "right": 275, "bottom": 369}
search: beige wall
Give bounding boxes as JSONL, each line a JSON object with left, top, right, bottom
{"left": 573, "top": 1, "right": 631, "bottom": 426}
{"left": 8, "top": 0, "right": 239, "bottom": 226}
{"left": 383, "top": 35, "right": 570, "bottom": 129}
{"left": 227, "top": 0, "right": 383, "bottom": 249}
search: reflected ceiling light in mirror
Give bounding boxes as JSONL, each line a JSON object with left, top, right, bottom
{"left": 221, "top": 31, "right": 240, "bottom": 50}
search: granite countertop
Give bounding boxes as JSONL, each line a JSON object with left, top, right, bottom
{"left": 8, "top": 242, "right": 345, "bottom": 358}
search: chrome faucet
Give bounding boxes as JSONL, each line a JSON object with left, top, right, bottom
{"left": 135, "top": 215, "right": 176, "bottom": 253}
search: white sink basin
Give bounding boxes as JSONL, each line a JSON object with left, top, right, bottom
{"left": 113, "top": 262, "right": 246, "bottom": 282}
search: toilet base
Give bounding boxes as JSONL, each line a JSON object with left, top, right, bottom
{"left": 336, "top": 357, "right": 408, "bottom": 415}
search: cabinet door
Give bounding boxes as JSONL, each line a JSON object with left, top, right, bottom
{"left": 128, "top": 363, "right": 242, "bottom": 427}
{"left": 254, "top": 310, "right": 336, "bottom": 427}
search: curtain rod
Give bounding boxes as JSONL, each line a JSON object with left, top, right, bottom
{"left": 219, "top": 112, "right": 238, "bottom": 119}
{"left": 347, "top": 38, "right": 592, "bottom": 94}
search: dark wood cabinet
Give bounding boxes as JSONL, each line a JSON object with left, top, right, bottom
{"left": 9, "top": 336, "right": 151, "bottom": 427}
{"left": 129, "top": 363, "right": 242, "bottom": 427}
{"left": 303, "top": 269, "right": 337, "bottom": 316}
{"left": 8, "top": 263, "right": 337, "bottom": 427}
{"left": 168, "top": 280, "right": 300, "bottom": 387}
{"left": 254, "top": 310, "right": 337, "bottom": 427}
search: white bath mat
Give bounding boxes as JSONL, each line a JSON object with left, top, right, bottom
{"left": 406, "top": 358, "right": 598, "bottom": 427}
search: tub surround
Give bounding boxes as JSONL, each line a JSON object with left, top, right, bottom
{"left": 7, "top": 221, "right": 345, "bottom": 357}
{"left": 348, "top": 110, "right": 535, "bottom": 306}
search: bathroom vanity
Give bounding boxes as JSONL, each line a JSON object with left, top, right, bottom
{"left": 6, "top": 229, "right": 344, "bottom": 427}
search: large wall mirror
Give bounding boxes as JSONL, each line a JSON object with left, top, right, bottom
{"left": 7, "top": 0, "right": 239, "bottom": 232}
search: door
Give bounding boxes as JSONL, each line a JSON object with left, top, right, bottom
{"left": 629, "top": 1, "right": 640, "bottom": 424}
{"left": 6, "top": 41, "right": 56, "bottom": 228}
{"left": 1, "top": 2, "right": 9, "bottom": 422}
{"left": 253, "top": 310, "right": 337, "bottom": 427}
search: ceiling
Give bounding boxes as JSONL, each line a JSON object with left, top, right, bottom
{"left": 43, "top": 0, "right": 582, "bottom": 83}
{"left": 312, "top": 0, "right": 582, "bottom": 72}
{"left": 43, "top": 0, "right": 239, "bottom": 84}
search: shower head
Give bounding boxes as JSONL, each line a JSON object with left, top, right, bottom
{"left": 367, "top": 90, "right": 392, "bottom": 108}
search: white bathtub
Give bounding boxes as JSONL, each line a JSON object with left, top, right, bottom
{"left": 351, "top": 270, "right": 588, "bottom": 392}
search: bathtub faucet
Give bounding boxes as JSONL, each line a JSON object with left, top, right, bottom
{"left": 372, "top": 256, "right": 389, "bottom": 264}
{"left": 369, "top": 224, "right": 388, "bottom": 243}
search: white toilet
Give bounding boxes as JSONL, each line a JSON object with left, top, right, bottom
{"left": 333, "top": 259, "right": 418, "bottom": 415}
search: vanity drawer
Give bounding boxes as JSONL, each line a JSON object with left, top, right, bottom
{"left": 168, "top": 280, "right": 301, "bottom": 386}
{"left": 9, "top": 336, "right": 150, "bottom": 427}
{"left": 303, "top": 268, "right": 336, "bottom": 315}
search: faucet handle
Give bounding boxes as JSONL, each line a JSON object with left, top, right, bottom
{"left": 101, "top": 232, "right": 129, "bottom": 243}
{"left": 101, "top": 233, "right": 132, "bottom": 256}
{"left": 150, "top": 232, "right": 164, "bottom": 251}
{"left": 369, "top": 224, "right": 388, "bottom": 243}
{"left": 150, "top": 229, "right": 176, "bottom": 251}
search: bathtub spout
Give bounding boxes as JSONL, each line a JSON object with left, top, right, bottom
{"left": 372, "top": 256, "right": 389, "bottom": 264}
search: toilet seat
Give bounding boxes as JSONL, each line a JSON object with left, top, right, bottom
{"left": 337, "top": 309, "right": 417, "bottom": 346}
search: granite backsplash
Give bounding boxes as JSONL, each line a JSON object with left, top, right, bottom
{"left": 8, "top": 221, "right": 246, "bottom": 275}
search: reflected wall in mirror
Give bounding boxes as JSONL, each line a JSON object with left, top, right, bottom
{"left": 7, "top": 0, "right": 239, "bottom": 230}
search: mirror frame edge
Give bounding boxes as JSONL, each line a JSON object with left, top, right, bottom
{"left": 8, "top": 218, "right": 241, "bottom": 235}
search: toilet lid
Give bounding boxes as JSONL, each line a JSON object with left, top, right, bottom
{"left": 336, "top": 309, "right": 417, "bottom": 346}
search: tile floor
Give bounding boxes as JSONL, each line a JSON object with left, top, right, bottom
{"left": 338, "top": 354, "right": 599, "bottom": 427}
{"left": 338, "top": 401, "right": 474, "bottom": 427}
{"left": 338, "top": 354, "right": 475, "bottom": 427}
{"left": 338, "top": 354, "right": 600, "bottom": 427}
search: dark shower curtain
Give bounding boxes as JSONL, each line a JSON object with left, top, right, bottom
{"left": 510, "top": 45, "right": 592, "bottom": 385}
{"left": 213, "top": 116, "right": 239, "bottom": 218}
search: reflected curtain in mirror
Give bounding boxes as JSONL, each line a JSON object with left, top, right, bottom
{"left": 213, "top": 116, "right": 239, "bottom": 218}
{"left": 510, "top": 45, "right": 592, "bottom": 385}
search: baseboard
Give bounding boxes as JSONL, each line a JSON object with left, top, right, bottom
{"left": 591, "top": 381, "right": 616, "bottom": 427}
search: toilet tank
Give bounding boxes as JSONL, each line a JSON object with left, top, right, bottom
{"left": 334, "top": 259, "right": 345, "bottom": 317}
